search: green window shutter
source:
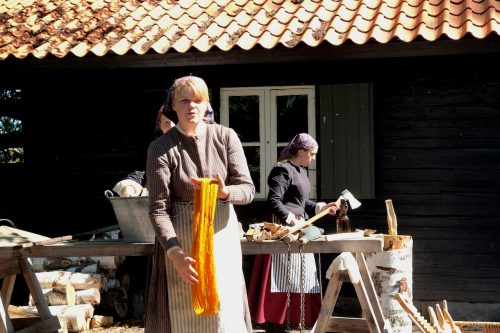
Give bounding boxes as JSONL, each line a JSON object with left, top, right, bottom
{"left": 319, "top": 83, "right": 374, "bottom": 199}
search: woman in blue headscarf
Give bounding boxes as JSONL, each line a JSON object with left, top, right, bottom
{"left": 249, "top": 133, "right": 338, "bottom": 332}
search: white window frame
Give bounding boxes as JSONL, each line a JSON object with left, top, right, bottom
{"left": 220, "top": 86, "right": 316, "bottom": 199}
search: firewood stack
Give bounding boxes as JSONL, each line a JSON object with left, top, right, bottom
{"left": 19, "top": 229, "right": 132, "bottom": 332}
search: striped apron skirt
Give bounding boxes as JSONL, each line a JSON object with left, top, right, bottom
{"left": 270, "top": 214, "right": 320, "bottom": 294}
{"left": 270, "top": 252, "right": 320, "bottom": 293}
{"left": 164, "top": 201, "right": 249, "bottom": 333}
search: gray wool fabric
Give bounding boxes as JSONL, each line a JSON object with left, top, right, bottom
{"left": 144, "top": 123, "right": 255, "bottom": 332}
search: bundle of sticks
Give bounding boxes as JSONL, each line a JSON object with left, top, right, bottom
{"left": 245, "top": 207, "right": 333, "bottom": 242}
{"left": 244, "top": 222, "right": 289, "bottom": 241}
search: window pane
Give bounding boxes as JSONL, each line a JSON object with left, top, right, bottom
{"left": 276, "top": 95, "right": 309, "bottom": 142}
{"left": 243, "top": 146, "right": 260, "bottom": 193}
{"left": 0, "top": 89, "right": 23, "bottom": 164}
{"left": 0, "top": 116, "right": 24, "bottom": 163}
{"left": 229, "top": 96, "right": 259, "bottom": 142}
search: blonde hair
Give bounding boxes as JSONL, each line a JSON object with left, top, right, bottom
{"left": 171, "top": 76, "right": 209, "bottom": 103}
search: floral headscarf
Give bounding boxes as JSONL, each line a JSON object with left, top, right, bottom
{"left": 278, "top": 133, "right": 318, "bottom": 162}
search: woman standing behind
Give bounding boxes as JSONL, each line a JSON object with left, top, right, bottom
{"left": 112, "top": 108, "right": 175, "bottom": 197}
{"left": 249, "top": 133, "right": 338, "bottom": 332}
{"left": 145, "top": 76, "right": 255, "bottom": 332}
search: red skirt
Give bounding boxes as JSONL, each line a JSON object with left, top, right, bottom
{"left": 248, "top": 254, "right": 321, "bottom": 327}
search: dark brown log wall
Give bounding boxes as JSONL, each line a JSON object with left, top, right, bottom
{"left": 0, "top": 53, "right": 499, "bottom": 313}
{"left": 372, "top": 76, "right": 500, "bottom": 304}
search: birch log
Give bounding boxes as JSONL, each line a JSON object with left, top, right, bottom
{"left": 66, "top": 263, "right": 99, "bottom": 274}
{"left": 366, "top": 236, "right": 413, "bottom": 333}
{"left": 18, "top": 304, "right": 94, "bottom": 333}
{"left": 44, "top": 257, "right": 80, "bottom": 271}
{"left": 29, "top": 287, "right": 100, "bottom": 306}
{"left": 48, "top": 304, "right": 94, "bottom": 333}
{"left": 75, "top": 288, "right": 101, "bottom": 305}
{"left": 30, "top": 256, "right": 124, "bottom": 272}
{"left": 94, "top": 256, "right": 125, "bottom": 270}
{"left": 90, "top": 315, "right": 113, "bottom": 328}
{"left": 29, "top": 284, "right": 76, "bottom": 306}
{"left": 35, "top": 271, "right": 108, "bottom": 292}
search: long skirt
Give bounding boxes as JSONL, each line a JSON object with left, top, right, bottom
{"left": 248, "top": 254, "right": 322, "bottom": 327}
{"left": 164, "top": 201, "right": 249, "bottom": 333}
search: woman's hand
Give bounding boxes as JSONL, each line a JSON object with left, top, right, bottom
{"left": 190, "top": 177, "right": 202, "bottom": 191}
{"left": 322, "top": 202, "right": 339, "bottom": 215}
{"left": 169, "top": 248, "right": 199, "bottom": 285}
{"left": 215, "top": 174, "right": 229, "bottom": 200}
{"left": 190, "top": 175, "right": 229, "bottom": 200}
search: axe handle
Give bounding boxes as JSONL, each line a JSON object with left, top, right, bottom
{"left": 14, "top": 235, "right": 73, "bottom": 249}
{"left": 13, "top": 224, "right": 119, "bottom": 249}
{"left": 286, "top": 208, "right": 331, "bottom": 235}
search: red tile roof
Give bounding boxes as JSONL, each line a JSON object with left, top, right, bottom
{"left": 0, "top": 0, "right": 498, "bottom": 60}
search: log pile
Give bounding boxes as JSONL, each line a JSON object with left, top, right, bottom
{"left": 17, "top": 230, "right": 134, "bottom": 332}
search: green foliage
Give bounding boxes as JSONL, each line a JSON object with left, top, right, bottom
{"left": 0, "top": 148, "right": 24, "bottom": 163}
{"left": 0, "top": 89, "right": 23, "bottom": 163}
{"left": 0, "top": 89, "right": 21, "bottom": 101}
{"left": 0, "top": 116, "right": 22, "bottom": 135}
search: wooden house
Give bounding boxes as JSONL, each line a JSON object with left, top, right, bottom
{"left": 0, "top": 0, "right": 499, "bottom": 320}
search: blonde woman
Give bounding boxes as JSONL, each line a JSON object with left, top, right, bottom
{"left": 145, "top": 76, "right": 255, "bottom": 333}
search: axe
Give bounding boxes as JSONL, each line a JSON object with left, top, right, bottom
{"left": 336, "top": 189, "right": 362, "bottom": 209}
{"left": 283, "top": 189, "right": 362, "bottom": 235}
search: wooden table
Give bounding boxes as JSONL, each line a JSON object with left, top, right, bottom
{"left": 0, "top": 236, "right": 385, "bottom": 333}
{"left": 0, "top": 236, "right": 383, "bottom": 258}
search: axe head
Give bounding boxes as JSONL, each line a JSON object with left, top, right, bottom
{"left": 341, "top": 189, "right": 361, "bottom": 209}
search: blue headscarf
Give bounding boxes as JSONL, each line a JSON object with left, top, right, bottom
{"left": 278, "top": 133, "right": 318, "bottom": 162}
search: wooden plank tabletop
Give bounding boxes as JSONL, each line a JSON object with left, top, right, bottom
{"left": 0, "top": 237, "right": 383, "bottom": 258}
{"left": 240, "top": 237, "right": 383, "bottom": 254}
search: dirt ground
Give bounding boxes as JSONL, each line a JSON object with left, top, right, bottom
{"left": 88, "top": 328, "right": 308, "bottom": 333}
{"left": 87, "top": 322, "right": 310, "bottom": 333}
{"left": 88, "top": 327, "right": 143, "bottom": 333}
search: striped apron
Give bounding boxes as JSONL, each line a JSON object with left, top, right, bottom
{"left": 164, "top": 201, "right": 248, "bottom": 333}
{"left": 270, "top": 215, "right": 320, "bottom": 294}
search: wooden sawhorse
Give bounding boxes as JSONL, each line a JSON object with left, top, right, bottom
{"left": 313, "top": 252, "right": 390, "bottom": 333}
{"left": 0, "top": 258, "right": 60, "bottom": 333}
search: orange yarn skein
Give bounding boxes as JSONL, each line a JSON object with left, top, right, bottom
{"left": 191, "top": 178, "right": 219, "bottom": 316}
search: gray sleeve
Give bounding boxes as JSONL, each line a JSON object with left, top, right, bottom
{"left": 125, "top": 170, "right": 145, "bottom": 186}
{"left": 224, "top": 128, "right": 255, "bottom": 205}
{"left": 146, "top": 140, "right": 181, "bottom": 252}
